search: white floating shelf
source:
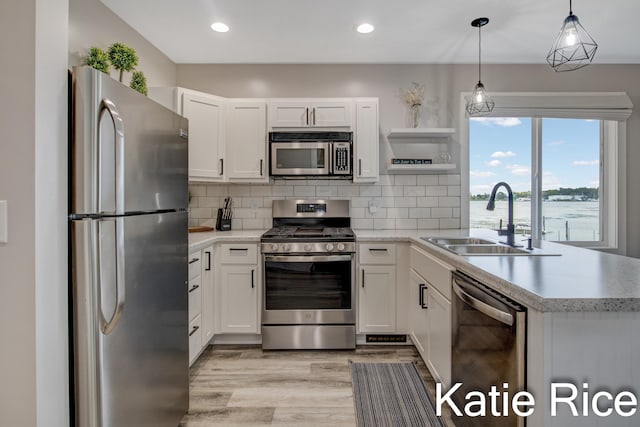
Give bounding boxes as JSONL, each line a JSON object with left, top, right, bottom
{"left": 387, "top": 128, "right": 456, "bottom": 139}
{"left": 387, "top": 163, "right": 456, "bottom": 174}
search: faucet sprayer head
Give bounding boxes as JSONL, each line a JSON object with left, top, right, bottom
{"left": 486, "top": 199, "right": 495, "bottom": 211}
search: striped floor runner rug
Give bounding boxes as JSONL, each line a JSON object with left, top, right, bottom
{"left": 350, "top": 362, "right": 446, "bottom": 427}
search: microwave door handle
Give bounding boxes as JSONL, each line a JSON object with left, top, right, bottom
{"left": 329, "top": 143, "right": 334, "bottom": 174}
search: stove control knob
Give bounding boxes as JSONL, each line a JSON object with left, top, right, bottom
{"left": 282, "top": 244, "right": 291, "bottom": 252}
{"left": 326, "top": 243, "right": 334, "bottom": 252}
{"left": 304, "top": 244, "right": 313, "bottom": 252}
{"left": 336, "top": 243, "right": 345, "bottom": 251}
{"left": 270, "top": 243, "right": 279, "bottom": 252}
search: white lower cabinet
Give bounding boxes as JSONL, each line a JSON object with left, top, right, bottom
{"left": 425, "top": 283, "right": 451, "bottom": 387}
{"left": 187, "top": 249, "right": 203, "bottom": 365}
{"left": 217, "top": 243, "right": 260, "bottom": 334}
{"left": 409, "top": 245, "right": 452, "bottom": 388}
{"left": 409, "top": 269, "right": 428, "bottom": 355}
{"left": 188, "top": 245, "right": 215, "bottom": 366}
{"left": 359, "top": 265, "right": 397, "bottom": 333}
{"left": 358, "top": 243, "right": 397, "bottom": 333}
{"left": 201, "top": 245, "right": 215, "bottom": 345}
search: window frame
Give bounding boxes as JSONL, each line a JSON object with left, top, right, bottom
{"left": 460, "top": 92, "right": 630, "bottom": 252}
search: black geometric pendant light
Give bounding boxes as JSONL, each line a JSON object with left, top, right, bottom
{"left": 465, "top": 17, "right": 495, "bottom": 117}
{"left": 546, "top": 0, "right": 598, "bottom": 72}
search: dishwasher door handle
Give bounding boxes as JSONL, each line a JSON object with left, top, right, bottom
{"left": 452, "top": 278, "right": 513, "bottom": 326}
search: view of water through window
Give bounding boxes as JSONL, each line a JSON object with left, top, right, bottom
{"left": 469, "top": 117, "right": 600, "bottom": 242}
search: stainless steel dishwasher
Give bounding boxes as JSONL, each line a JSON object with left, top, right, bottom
{"left": 451, "top": 271, "right": 527, "bottom": 427}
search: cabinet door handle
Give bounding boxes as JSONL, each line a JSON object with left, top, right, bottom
{"left": 368, "top": 248, "right": 388, "bottom": 252}
{"left": 205, "top": 251, "right": 211, "bottom": 271}
{"left": 305, "top": 107, "right": 309, "bottom": 125}
{"left": 359, "top": 159, "right": 362, "bottom": 176}
{"left": 220, "top": 158, "right": 224, "bottom": 175}
{"left": 188, "top": 284, "right": 200, "bottom": 293}
{"left": 189, "top": 325, "right": 200, "bottom": 337}
{"left": 260, "top": 159, "right": 263, "bottom": 176}
{"left": 419, "top": 284, "right": 428, "bottom": 309}
{"left": 312, "top": 107, "right": 316, "bottom": 125}
{"left": 361, "top": 269, "right": 365, "bottom": 288}
{"left": 188, "top": 258, "right": 199, "bottom": 264}
{"left": 251, "top": 269, "right": 255, "bottom": 288}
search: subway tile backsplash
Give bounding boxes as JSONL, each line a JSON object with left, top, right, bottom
{"left": 188, "top": 174, "right": 461, "bottom": 230}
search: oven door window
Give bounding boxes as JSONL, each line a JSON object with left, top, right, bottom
{"left": 265, "top": 260, "right": 351, "bottom": 310}
{"left": 271, "top": 142, "right": 330, "bottom": 174}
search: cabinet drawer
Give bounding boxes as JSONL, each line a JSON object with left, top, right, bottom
{"left": 188, "top": 253, "right": 202, "bottom": 280}
{"left": 359, "top": 243, "right": 396, "bottom": 265}
{"left": 410, "top": 246, "right": 452, "bottom": 299}
{"left": 188, "top": 315, "right": 202, "bottom": 364}
{"left": 220, "top": 244, "right": 258, "bottom": 264}
{"left": 188, "top": 275, "right": 202, "bottom": 320}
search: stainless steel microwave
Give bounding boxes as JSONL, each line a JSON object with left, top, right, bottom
{"left": 269, "top": 132, "right": 352, "bottom": 177}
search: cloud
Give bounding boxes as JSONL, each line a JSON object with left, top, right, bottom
{"left": 542, "top": 172, "right": 562, "bottom": 190}
{"left": 470, "top": 170, "right": 496, "bottom": 178}
{"left": 471, "top": 184, "right": 494, "bottom": 194}
{"left": 506, "top": 164, "right": 530, "bottom": 176}
{"left": 589, "top": 180, "right": 600, "bottom": 188}
{"left": 491, "top": 151, "right": 516, "bottom": 158}
{"left": 572, "top": 160, "right": 599, "bottom": 166}
{"left": 487, "top": 160, "right": 502, "bottom": 167}
{"left": 471, "top": 117, "right": 523, "bottom": 127}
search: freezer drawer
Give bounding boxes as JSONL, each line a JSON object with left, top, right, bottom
{"left": 71, "top": 211, "right": 189, "bottom": 427}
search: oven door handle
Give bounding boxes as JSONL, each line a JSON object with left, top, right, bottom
{"left": 452, "top": 277, "right": 514, "bottom": 326}
{"left": 264, "top": 254, "right": 352, "bottom": 262}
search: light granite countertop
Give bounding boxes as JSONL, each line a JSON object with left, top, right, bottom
{"left": 356, "top": 228, "right": 640, "bottom": 313}
{"left": 188, "top": 229, "right": 264, "bottom": 252}
{"left": 188, "top": 227, "right": 640, "bottom": 312}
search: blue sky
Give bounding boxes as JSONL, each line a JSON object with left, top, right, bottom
{"left": 469, "top": 118, "right": 600, "bottom": 195}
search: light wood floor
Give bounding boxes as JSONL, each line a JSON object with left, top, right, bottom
{"left": 180, "top": 345, "right": 456, "bottom": 426}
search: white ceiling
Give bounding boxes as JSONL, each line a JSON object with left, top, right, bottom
{"left": 101, "top": 0, "right": 640, "bottom": 64}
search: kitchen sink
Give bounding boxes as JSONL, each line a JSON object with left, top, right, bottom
{"left": 423, "top": 237, "right": 495, "bottom": 246}
{"left": 422, "top": 236, "right": 560, "bottom": 256}
{"left": 446, "top": 244, "right": 530, "bottom": 255}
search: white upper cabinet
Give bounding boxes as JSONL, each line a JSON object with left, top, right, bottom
{"left": 225, "top": 100, "right": 268, "bottom": 182}
{"left": 181, "top": 91, "right": 225, "bottom": 181}
{"left": 268, "top": 99, "right": 353, "bottom": 128}
{"left": 353, "top": 99, "right": 379, "bottom": 182}
{"left": 148, "top": 87, "right": 226, "bottom": 182}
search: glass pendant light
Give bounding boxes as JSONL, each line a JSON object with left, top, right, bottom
{"left": 466, "top": 17, "right": 494, "bottom": 117}
{"left": 546, "top": 0, "right": 598, "bottom": 72}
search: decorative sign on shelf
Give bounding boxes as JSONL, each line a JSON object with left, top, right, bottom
{"left": 391, "top": 158, "right": 433, "bottom": 165}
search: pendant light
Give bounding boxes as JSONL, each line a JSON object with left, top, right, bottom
{"left": 546, "top": 0, "right": 598, "bottom": 72}
{"left": 466, "top": 17, "right": 494, "bottom": 117}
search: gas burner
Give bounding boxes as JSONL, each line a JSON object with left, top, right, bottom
{"left": 261, "top": 200, "right": 355, "bottom": 254}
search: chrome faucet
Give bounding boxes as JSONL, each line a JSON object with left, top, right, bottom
{"left": 486, "top": 182, "right": 521, "bottom": 247}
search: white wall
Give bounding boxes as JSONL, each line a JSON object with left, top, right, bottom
{"left": 0, "top": 1, "right": 37, "bottom": 424}
{"left": 69, "top": 0, "right": 177, "bottom": 87}
{"left": 0, "top": 0, "right": 69, "bottom": 425}
{"left": 177, "top": 63, "right": 640, "bottom": 257}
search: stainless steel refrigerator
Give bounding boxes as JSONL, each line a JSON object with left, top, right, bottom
{"left": 69, "top": 66, "right": 189, "bottom": 427}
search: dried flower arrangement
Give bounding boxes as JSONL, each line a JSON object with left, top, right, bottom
{"left": 404, "top": 82, "right": 425, "bottom": 107}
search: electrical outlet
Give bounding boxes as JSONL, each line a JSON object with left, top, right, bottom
{"left": 368, "top": 198, "right": 379, "bottom": 215}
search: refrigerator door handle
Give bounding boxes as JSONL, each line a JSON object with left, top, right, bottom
{"left": 98, "top": 98, "right": 126, "bottom": 215}
{"left": 99, "top": 217, "right": 126, "bottom": 335}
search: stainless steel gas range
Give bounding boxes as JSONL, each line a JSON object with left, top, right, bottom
{"left": 261, "top": 199, "right": 356, "bottom": 350}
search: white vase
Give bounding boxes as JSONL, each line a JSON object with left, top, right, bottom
{"left": 409, "top": 104, "right": 421, "bottom": 128}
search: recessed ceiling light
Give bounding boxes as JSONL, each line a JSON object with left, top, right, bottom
{"left": 211, "top": 22, "right": 230, "bottom": 33}
{"left": 356, "top": 23, "right": 374, "bottom": 34}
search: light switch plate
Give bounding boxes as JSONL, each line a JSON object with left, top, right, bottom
{"left": 0, "top": 200, "right": 6, "bottom": 243}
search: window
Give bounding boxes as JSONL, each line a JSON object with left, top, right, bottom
{"left": 470, "top": 118, "right": 602, "bottom": 243}
{"left": 462, "top": 92, "right": 631, "bottom": 250}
